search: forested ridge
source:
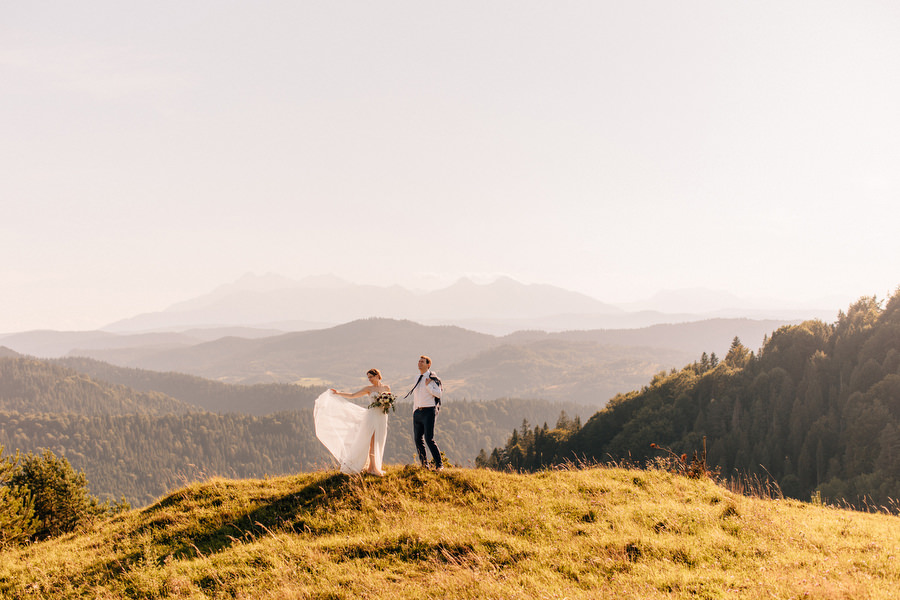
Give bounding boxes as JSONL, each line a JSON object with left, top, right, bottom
{"left": 52, "top": 357, "right": 322, "bottom": 415}
{"left": 0, "top": 357, "right": 584, "bottom": 506}
{"left": 482, "top": 291, "right": 900, "bottom": 508}
{"left": 0, "top": 358, "right": 195, "bottom": 416}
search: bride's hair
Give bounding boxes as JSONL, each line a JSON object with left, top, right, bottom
{"left": 366, "top": 368, "right": 382, "bottom": 379}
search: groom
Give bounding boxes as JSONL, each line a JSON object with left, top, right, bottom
{"left": 405, "top": 355, "right": 443, "bottom": 470}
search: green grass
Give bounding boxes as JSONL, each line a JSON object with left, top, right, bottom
{"left": 2, "top": 466, "right": 899, "bottom": 599}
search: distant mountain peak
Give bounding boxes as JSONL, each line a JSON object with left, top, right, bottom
{"left": 447, "top": 277, "right": 488, "bottom": 289}
{"left": 296, "top": 274, "right": 352, "bottom": 289}
{"left": 447, "top": 275, "right": 525, "bottom": 290}
{"left": 231, "top": 272, "right": 300, "bottom": 290}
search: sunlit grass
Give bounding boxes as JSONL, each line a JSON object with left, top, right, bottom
{"left": 2, "top": 466, "right": 899, "bottom": 598}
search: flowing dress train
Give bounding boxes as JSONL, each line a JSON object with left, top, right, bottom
{"left": 313, "top": 390, "right": 388, "bottom": 474}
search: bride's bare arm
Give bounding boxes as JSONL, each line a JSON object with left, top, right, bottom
{"left": 329, "top": 386, "right": 374, "bottom": 399}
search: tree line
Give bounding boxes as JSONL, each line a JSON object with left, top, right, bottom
{"left": 479, "top": 291, "right": 900, "bottom": 509}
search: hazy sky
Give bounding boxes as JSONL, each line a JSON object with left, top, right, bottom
{"left": 2, "top": 1, "right": 899, "bottom": 332}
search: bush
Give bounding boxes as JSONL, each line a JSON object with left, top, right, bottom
{"left": 9, "top": 450, "right": 128, "bottom": 540}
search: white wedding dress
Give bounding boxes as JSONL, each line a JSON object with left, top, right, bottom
{"left": 314, "top": 390, "right": 388, "bottom": 475}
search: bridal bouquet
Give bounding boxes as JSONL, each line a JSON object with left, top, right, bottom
{"left": 369, "top": 391, "right": 397, "bottom": 414}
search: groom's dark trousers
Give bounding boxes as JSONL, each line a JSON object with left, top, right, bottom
{"left": 413, "top": 407, "right": 442, "bottom": 468}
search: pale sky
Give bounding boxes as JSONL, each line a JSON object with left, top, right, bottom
{"left": 2, "top": 1, "right": 899, "bottom": 332}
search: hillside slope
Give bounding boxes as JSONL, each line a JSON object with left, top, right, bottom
{"left": 2, "top": 467, "right": 898, "bottom": 599}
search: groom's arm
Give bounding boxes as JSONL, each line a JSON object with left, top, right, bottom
{"left": 426, "top": 378, "right": 442, "bottom": 399}
{"left": 427, "top": 376, "right": 442, "bottom": 410}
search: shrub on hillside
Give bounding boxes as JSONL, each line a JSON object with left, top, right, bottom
{"left": 0, "top": 445, "right": 37, "bottom": 547}
{"left": 9, "top": 450, "right": 129, "bottom": 541}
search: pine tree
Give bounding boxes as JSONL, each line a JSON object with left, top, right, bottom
{"left": 0, "top": 445, "right": 37, "bottom": 547}
{"left": 9, "top": 450, "right": 109, "bottom": 540}
{"left": 725, "top": 337, "right": 751, "bottom": 368}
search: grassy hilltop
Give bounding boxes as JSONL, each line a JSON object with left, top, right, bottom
{"left": 2, "top": 467, "right": 899, "bottom": 599}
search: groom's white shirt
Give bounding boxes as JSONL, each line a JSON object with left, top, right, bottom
{"left": 412, "top": 370, "right": 442, "bottom": 409}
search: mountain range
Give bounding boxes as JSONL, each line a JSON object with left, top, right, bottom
{"left": 90, "top": 273, "right": 838, "bottom": 335}
{"left": 98, "top": 274, "right": 623, "bottom": 333}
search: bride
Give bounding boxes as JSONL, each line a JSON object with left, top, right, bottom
{"left": 313, "top": 368, "right": 391, "bottom": 476}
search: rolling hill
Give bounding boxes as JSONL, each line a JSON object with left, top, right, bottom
{"left": 441, "top": 339, "right": 689, "bottom": 404}
{"left": 2, "top": 467, "right": 898, "bottom": 598}
{"left": 74, "top": 318, "right": 497, "bottom": 387}
{"left": 53, "top": 317, "right": 790, "bottom": 405}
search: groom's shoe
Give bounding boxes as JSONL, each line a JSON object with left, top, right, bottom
{"left": 435, "top": 466, "right": 444, "bottom": 472}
